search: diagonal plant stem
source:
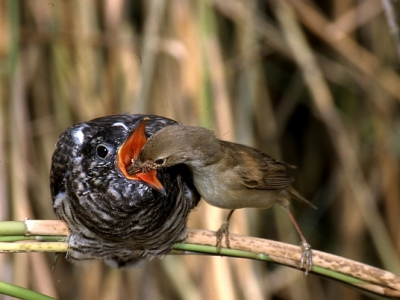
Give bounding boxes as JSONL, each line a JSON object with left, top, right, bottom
{"left": 183, "top": 229, "right": 400, "bottom": 296}
{"left": 0, "top": 281, "right": 56, "bottom": 300}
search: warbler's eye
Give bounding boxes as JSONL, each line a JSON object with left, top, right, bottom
{"left": 96, "top": 144, "right": 110, "bottom": 159}
{"left": 154, "top": 158, "right": 166, "bottom": 165}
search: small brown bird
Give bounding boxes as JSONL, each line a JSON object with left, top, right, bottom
{"left": 129, "top": 122, "right": 316, "bottom": 274}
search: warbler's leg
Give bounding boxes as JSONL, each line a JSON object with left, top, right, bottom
{"left": 285, "top": 208, "right": 312, "bottom": 276}
{"left": 216, "top": 209, "right": 235, "bottom": 252}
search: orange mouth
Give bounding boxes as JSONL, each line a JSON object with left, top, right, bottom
{"left": 117, "top": 117, "right": 165, "bottom": 194}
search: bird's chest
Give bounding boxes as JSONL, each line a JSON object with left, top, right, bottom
{"left": 191, "top": 168, "right": 281, "bottom": 210}
{"left": 192, "top": 174, "right": 225, "bottom": 207}
{"left": 191, "top": 168, "right": 241, "bottom": 209}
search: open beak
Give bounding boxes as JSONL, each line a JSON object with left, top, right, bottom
{"left": 117, "top": 117, "right": 166, "bottom": 194}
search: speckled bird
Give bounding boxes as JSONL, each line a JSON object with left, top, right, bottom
{"left": 50, "top": 114, "right": 200, "bottom": 266}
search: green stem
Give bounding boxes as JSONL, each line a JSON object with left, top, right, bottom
{"left": 0, "top": 236, "right": 65, "bottom": 242}
{"left": 0, "top": 281, "right": 56, "bottom": 300}
{"left": 173, "top": 243, "right": 271, "bottom": 261}
{"left": 0, "top": 221, "right": 26, "bottom": 236}
{"left": 173, "top": 243, "right": 366, "bottom": 288}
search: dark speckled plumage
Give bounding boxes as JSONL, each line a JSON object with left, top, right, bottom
{"left": 50, "top": 114, "right": 200, "bottom": 266}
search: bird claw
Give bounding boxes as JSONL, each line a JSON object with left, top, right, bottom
{"left": 215, "top": 221, "right": 230, "bottom": 252}
{"left": 299, "top": 241, "right": 312, "bottom": 276}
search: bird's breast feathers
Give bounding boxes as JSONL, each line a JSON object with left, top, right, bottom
{"left": 192, "top": 168, "right": 280, "bottom": 210}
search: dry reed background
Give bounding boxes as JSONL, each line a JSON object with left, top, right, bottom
{"left": 0, "top": 0, "right": 400, "bottom": 299}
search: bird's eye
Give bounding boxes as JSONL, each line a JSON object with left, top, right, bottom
{"left": 96, "top": 144, "right": 110, "bottom": 159}
{"left": 154, "top": 158, "right": 166, "bottom": 165}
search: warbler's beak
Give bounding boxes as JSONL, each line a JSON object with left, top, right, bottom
{"left": 117, "top": 117, "right": 166, "bottom": 194}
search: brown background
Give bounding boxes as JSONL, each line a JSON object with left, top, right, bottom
{"left": 0, "top": 1, "right": 400, "bottom": 299}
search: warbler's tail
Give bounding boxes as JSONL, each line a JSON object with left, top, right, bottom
{"left": 288, "top": 186, "right": 317, "bottom": 209}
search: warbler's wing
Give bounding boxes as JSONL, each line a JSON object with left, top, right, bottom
{"left": 222, "top": 142, "right": 294, "bottom": 190}
{"left": 225, "top": 142, "right": 316, "bottom": 208}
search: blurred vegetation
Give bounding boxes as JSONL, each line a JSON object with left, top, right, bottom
{"left": 1, "top": 0, "right": 400, "bottom": 299}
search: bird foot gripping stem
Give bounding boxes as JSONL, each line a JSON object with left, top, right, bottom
{"left": 215, "top": 221, "right": 231, "bottom": 252}
{"left": 299, "top": 241, "right": 313, "bottom": 276}
{"left": 284, "top": 208, "right": 313, "bottom": 275}
{"left": 215, "top": 209, "right": 236, "bottom": 252}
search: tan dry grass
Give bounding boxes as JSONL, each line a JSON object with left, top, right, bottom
{"left": 1, "top": 0, "right": 400, "bottom": 299}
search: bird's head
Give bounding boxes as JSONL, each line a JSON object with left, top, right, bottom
{"left": 138, "top": 125, "right": 219, "bottom": 170}
{"left": 50, "top": 115, "right": 182, "bottom": 234}
{"left": 52, "top": 116, "right": 164, "bottom": 200}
